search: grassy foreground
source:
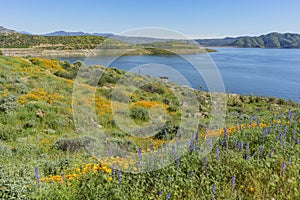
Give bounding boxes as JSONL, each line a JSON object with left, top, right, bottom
{"left": 0, "top": 55, "right": 299, "bottom": 199}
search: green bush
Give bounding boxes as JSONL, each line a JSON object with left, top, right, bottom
{"left": 0, "top": 95, "right": 19, "bottom": 113}
{"left": 130, "top": 106, "right": 150, "bottom": 121}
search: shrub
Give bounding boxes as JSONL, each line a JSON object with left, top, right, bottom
{"left": 0, "top": 95, "right": 18, "bottom": 113}
{"left": 130, "top": 106, "right": 150, "bottom": 121}
{"left": 53, "top": 137, "right": 94, "bottom": 152}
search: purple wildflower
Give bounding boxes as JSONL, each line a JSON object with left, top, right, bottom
{"left": 189, "top": 138, "right": 195, "bottom": 152}
{"left": 262, "top": 129, "right": 267, "bottom": 144}
{"left": 62, "top": 172, "right": 65, "bottom": 182}
{"left": 246, "top": 141, "right": 250, "bottom": 160}
{"left": 112, "top": 165, "right": 115, "bottom": 176}
{"left": 258, "top": 146, "right": 263, "bottom": 159}
{"left": 203, "top": 156, "right": 207, "bottom": 171}
{"left": 231, "top": 176, "right": 235, "bottom": 191}
{"left": 117, "top": 170, "right": 122, "bottom": 185}
{"left": 190, "top": 171, "right": 194, "bottom": 179}
{"left": 282, "top": 162, "right": 287, "bottom": 178}
{"left": 234, "top": 139, "right": 238, "bottom": 150}
{"left": 239, "top": 142, "right": 244, "bottom": 151}
{"left": 158, "top": 190, "right": 163, "bottom": 197}
{"left": 293, "top": 129, "right": 297, "bottom": 143}
{"left": 195, "top": 132, "right": 199, "bottom": 141}
{"left": 224, "top": 128, "right": 229, "bottom": 149}
{"left": 212, "top": 184, "right": 217, "bottom": 200}
{"left": 166, "top": 192, "right": 171, "bottom": 200}
{"left": 216, "top": 147, "right": 220, "bottom": 162}
{"left": 35, "top": 167, "right": 40, "bottom": 188}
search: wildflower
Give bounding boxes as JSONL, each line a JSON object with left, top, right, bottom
{"left": 258, "top": 146, "right": 263, "bottom": 159}
{"left": 249, "top": 186, "right": 255, "bottom": 192}
{"left": 282, "top": 162, "right": 287, "bottom": 178}
{"left": 108, "top": 177, "right": 113, "bottom": 181}
{"left": 216, "top": 147, "right": 220, "bottom": 162}
{"left": 246, "top": 141, "right": 250, "bottom": 160}
{"left": 35, "top": 167, "right": 40, "bottom": 188}
{"left": 166, "top": 193, "right": 171, "bottom": 200}
{"left": 158, "top": 190, "right": 163, "bottom": 196}
{"left": 231, "top": 176, "right": 235, "bottom": 192}
{"left": 117, "top": 170, "right": 122, "bottom": 185}
{"left": 212, "top": 184, "right": 216, "bottom": 200}
{"left": 189, "top": 137, "right": 195, "bottom": 152}
{"left": 203, "top": 156, "right": 207, "bottom": 171}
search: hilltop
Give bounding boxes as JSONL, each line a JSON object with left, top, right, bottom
{"left": 0, "top": 32, "right": 212, "bottom": 57}
{"left": 197, "top": 32, "right": 300, "bottom": 48}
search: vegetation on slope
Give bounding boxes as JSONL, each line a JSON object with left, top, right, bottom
{"left": 0, "top": 33, "right": 216, "bottom": 56}
{"left": 0, "top": 56, "right": 299, "bottom": 199}
{"left": 197, "top": 32, "right": 300, "bottom": 48}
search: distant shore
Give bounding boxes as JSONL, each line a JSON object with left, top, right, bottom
{"left": 0, "top": 47, "right": 217, "bottom": 57}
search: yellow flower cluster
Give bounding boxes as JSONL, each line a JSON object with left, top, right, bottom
{"left": 100, "top": 156, "right": 137, "bottom": 170}
{"left": 95, "top": 96, "right": 112, "bottom": 115}
{"left": 18, "top": 88, "right": 62, "bottom": 104}
{"left": 39, "top": 162, "right": 112, "bottom": 183}
{"left": 30, "top": 58, "right": 65, "bottom": 72}
{"left": 131, "top": 101, "right": 167, "bottom": 109}
{"left": 206, "top": 122, "right": 268, "bottom": 138}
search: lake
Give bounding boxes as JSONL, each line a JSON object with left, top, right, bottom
{"left": 60, "top": 48, "right": 300, "bottom": 102}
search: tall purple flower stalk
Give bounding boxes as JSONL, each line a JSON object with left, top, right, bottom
{"left": 246, "top": 141, "right": 250, "bottom": 160}
{"left": 117, "top": 170, "right": 122, "bottom": 185}
{"left": 189, "top": 137, "right": 195, "bottom": 152}
{"left": 231, "top": 176, "right": 235, "bottom": 192}
{"left": 112, "top": 165, "right": 115, "bottom": 177}
{"left": 239, "top": 142, "right": 244, "bottom": 151}
{"left": 212, "top": 184, "right": 216, "bottom": 200}
{"left": 282, "top": 162, "right": 287, "bottom": 178}
{"left": 258, "top": 146, "right": 263, "bottom": 159}
{"left": 35, "top": 167, "right": 40, "bottom": 188}
{"left": 62, "top": 172, "right": 65, "bottom": 182}
{"left": 216, "top": 147, "right": 220, "bottom": 162}
{"left": 234, "top": 139, "right": 238, "bottom": 150}
{"left": 203, "top": 156, "right": 207, "bottom": 171}
{"left": 262, "top": 129, "right": 267, "bottom": 144}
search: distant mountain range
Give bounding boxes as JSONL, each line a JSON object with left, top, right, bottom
{"left": 2, "top": 26, "right": 300, "bottom": 48}
{"left": 42, "top": 31, "right": 114, "bottom": 37}
{"left": 0, "top": 26, "right": 16, "bottom": 34}
{"left": 196, "top": 32, "right": 300, "bottom": 48}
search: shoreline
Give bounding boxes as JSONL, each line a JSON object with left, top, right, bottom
{"left": 0, "top": 48, "right": 215, "bottom": 58}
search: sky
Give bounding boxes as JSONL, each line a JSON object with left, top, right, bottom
{"left": 1, "top": 0, "right": 300, "bottom": 38}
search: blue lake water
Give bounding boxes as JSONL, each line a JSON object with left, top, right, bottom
{"left": 61, "top": 48, "right": 300, "bottom": 102}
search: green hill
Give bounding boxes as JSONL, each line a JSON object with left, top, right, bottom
{"left": 0, "top": 55, "right": 299, "bottom": 199}
{"left": 197, "top": 32, "right": 300, "bottom": 48}
{"left": 0, "top": 33, "right": 216, "bottom": 57}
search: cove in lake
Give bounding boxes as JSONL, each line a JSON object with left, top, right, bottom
{"left": 60, "top": 48, "right": 300, "bottom": 102}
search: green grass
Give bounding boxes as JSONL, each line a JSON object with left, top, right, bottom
{"left": 0, "top": 55, "right": 299, "bottom": 199}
